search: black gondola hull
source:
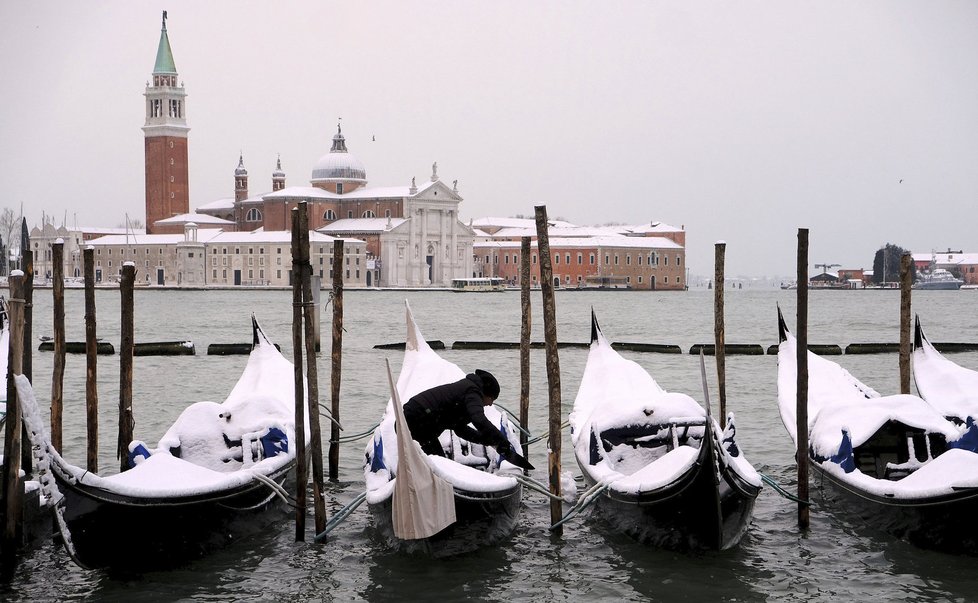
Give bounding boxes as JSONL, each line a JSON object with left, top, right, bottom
{"left": 367, "top": 483, "right": 522, "bottom": 557}
{"left": 52, "top": 459, "right": 295, "bottom": 570}
{"left": 813, "top": 462, "right": 978, "bottom": 554}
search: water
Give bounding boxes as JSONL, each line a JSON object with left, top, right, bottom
{"left": 4, "top": 287, "right": 978, "bottom": 601}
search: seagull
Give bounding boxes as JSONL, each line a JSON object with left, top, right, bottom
{"left": 899, "top": 179, "right": 903, "bottom": 183}
{"left": 372, "top": 135, "right": 376, "bottom": 141}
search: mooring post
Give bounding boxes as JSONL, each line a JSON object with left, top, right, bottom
{"left": 899, "top": 253, "right": 912, "bottom": 395}
{"left": 51, "top": 240, "right": 66, "bottom": 453}
{"left": 519, "top": 236, "right": 532, "bottom": 458}
{"left": 312, "top": 275, "right": 322, "bottom": 353}
{"left": 290, "top": 208, "right": 308, "bottom": 541}
{"left": 329, "top": 239, "right": 344, "bottom": 483}
{"left": 118, "top": 263, "right": 136, "bottom": 472}
{"left": 714, "top": 241, "right": 727, "bottom": 428}
{"left": 297, "top": 204, "right": 326, "bottom": 535}
{"left": 83, "top": 246, "right": 99, "bottom": 474}
{"left": 534, "top": 206, "right": 563, "bottom": 534}
{"left": 21, "top": 250, "right": 33, "bottom": 474}
{"left": 2, "top": 273, "right": 26, "bottom": 569}
{"left": 796, "top": 228, "right": 810, "bottom": 529}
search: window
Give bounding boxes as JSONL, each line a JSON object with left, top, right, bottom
{"left": 324, "top": 209, "right": 336, "bottom": 220}
{"left": 223, "top": 269, "right": 227, "bottom": 278}
{"left": 213, "top": 270, "right": 217, "bottom": 279}
{"left": 554, "top": 254, "right": 560, "bottom": 265}
{"left": 336, "top": 183, "right": 344, "bottom": 194}
{"left": 638, "top": 276, "right": 643, "bottom": 284}
{"left": 362, "top": 210, "right": 375, "bottom": 218}
{"left": 614, "top": 255, "right": 619, "bottom": 266}
{"left": 638, "top": 255, "right": 643, "bottom": 266}
{"left": 347, "top": 211, "right": 353, "bottom": 219}
{"left": 577, "top": 253, "right": 582, "bottom": 265}
{"left": 664, "top": 276, "right": 669, "bottom": 284}
{"left": 677, "top": 255, "right": 682, "bottom": 266}
{"left": 605, "top": 254, "right": 609, "bottom": 265}
{"left": 505, "top": 255, "right": 510, "bottom": 264}
{"left": 385, "top": 209, "right": 391, "bottom": 218}
{"left": 590, "top": 254, "right": 595, "bottom": 265}
{"left": 664, "top": 256, "right": 669, "bottom": 266}
{"left": 626, "top": 255, "right": 631, "bottom": 266}
{"left": 248, "top": 270, "right": 253, "bottom": 279}
{"left": 565, "top": 254, "right": 571, "bottom": 265}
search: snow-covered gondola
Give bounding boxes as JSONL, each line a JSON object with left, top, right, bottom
{"left": 363, "top": 302, "right": 524, "bottom": 556}
{"left": 16, "top": 316, "right": 300, "bottom": 569}
{"left": 777, "top": 309, "right": 978, "bottom": 553}
{"left": 570, "top": 311, "right": 760, "bottom": 550}
{"left": 912, "top": 317, "right": 978, "bottom": 424}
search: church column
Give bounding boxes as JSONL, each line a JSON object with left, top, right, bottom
{"left": 420, "top": 208, "right": 429, "bottom": 285}
{"left": 407, "top": 205, "right": 418, "bottom": 286}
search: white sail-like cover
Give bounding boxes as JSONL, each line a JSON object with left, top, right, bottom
{"left": 777, "top": 329, "right": 978, "bottom": 498}
{"left": 913, "top": 328, "right": 978, "bottom": 420}
{"left": 571, "top": 327, "right": 750, "bottom": 495}
{"left": 364, "top": 301, "right": 520, "bottom": 506}
{"left": 29, "top": 319, "right": 301, "bottom": 498}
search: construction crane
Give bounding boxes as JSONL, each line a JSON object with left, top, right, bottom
{"left": 814, "top": 263, "right": 841, "bottom": 274}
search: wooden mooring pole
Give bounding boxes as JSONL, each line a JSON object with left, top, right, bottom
{"left": 118, "top": 263, "right": 136, "bottom": 472}
{"left": 534, "top": 206, "right": 563, "bottom": 534}
{"left": 714, "top": 241, "right": 727, "bottom": 428}
{"left": 329, "top": 239, "right": 344, "bottom": 483}
{"left": 83, "top": 247, "right": 99, "bottom": 474}
{"left": 299, "top": 206, "right": 325, "bottom": 535}
{"left": 519, "top": 236, "right": 531, "bottom": 458}
{"left": 899, "top": 253, "right": 912, "bottom": 395}
{"left": 51, "top": 240, "right": 65, "bottom": 453}
{"left": 796, "top": 228, "right": 810, "bottom": 529}
{"left": 21, "top": 250, "right": 33, "bottom": 474}
{"left": 2, "top": 274, "right": 25, "bottom": 570}
{"left": 291, "top": 208, "right": 308, "bottom": 541}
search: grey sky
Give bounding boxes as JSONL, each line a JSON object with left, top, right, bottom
{"left": 2, "top": 2, "right": 977, "bottom": 278}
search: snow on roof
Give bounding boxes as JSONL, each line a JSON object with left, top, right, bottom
{"left": 77, "top": 227, "right": 145, "bottom": 236}
{"left": 262, "top": 184, "right": 416, "bottom": 201}
{"left": 87, "top": 233, "right": 187, "bottom": 245}
{"left": 196, "top": 198, "right": 235, "bottom": 210}
{"left": 473, "top": 235, "right": 682, "bottom": 250}
{"left": 318, "top": 218, "right": 407, "bottom": 233}
{"left": 470, "top": 217, "right": 578, "bottom": 229}
{"left": 155, "top": 213, "right": 234, "bottom": 225}
{"left": 206, "top": 230, "right": 362, "bottom": 245}
{"left": 913, "top": 252, "right": 978, "bottom": 265}
{"left": 623, "top": 221, "right": 683, "bottom": 234}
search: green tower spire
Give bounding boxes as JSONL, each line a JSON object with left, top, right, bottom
{"left": 153, "top": 11, "right": 177, "bottom": 75}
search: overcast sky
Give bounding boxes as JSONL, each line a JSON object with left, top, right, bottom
{"left": 2, "top": 2, "right": 977, "bottom": 278}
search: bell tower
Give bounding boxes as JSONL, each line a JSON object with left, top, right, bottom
{"left": 143, "top": 11, "right": 190, "bottom": 234}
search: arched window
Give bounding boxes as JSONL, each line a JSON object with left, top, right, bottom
{"left": 324, "top": 209, "right": 336, "bottom": 221}
{"left": 362, "top": 210, "right": 376, "bottom": 218}
{"left": 245, "top": 208, "right": 263, "bottom": 222}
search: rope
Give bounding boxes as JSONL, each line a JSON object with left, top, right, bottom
{"left": 759, "top": 472, "right": 812, "bottom": 506}
{"left": 252, "top": 472, "right": 293, "bottom": 504}
{"left": 524, "top": 421, "right": 569, "bottom": 446}
{"left": 514, "top": 475, "right": 565, "bottom": 502}
{"left": 492, "top": 403, "right": 532, "bottom": 437}
{"left": 314, "top": 491, "right": 368, "bottom": 542}
{"left": 316, "top": 404, "right": 344, "bottom": 431}
{"left": 329, "top": 423, "right": 380, "bottom": 444}
{"left": 550, "top": 482, "right": 610, "bottom": 531}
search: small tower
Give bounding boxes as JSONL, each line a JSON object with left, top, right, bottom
{"left": 272, "top": 154, "right": 286, "bottom": 192}
{"left": 143, "top": 11, "right": 190, "bottom": 234}
{"left": 234, "top": 153, "right": 249, "bottom": 202}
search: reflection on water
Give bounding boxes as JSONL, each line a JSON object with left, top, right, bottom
{"left": 3, "top": 288, "right": 978, "bottom": 601}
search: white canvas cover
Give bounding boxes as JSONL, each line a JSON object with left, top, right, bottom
{"left": 387, "top": 359, "right": 456, "bottom": 540}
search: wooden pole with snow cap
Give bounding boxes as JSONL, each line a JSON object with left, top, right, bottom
{"left": 899, "top": 253, "right": 912, "bottom": 395}
{"left": 519, "top": 236, "right": 531, "bottom": 458}
{"left": 796, "top": 228, "right": 810, "bottom": 529}
{"left": 329, "top": 239, "right": 344, "bottom": 482}
{"left": 714, "top": 241, "right": 727, "bottom": 428}
{"left": 118, "top": 262, "right": 136, "bottom": 473}
{"left": 51, "top": 239, "right": 65, "bottom": 453}
{"left": 534, "top": 205, "right": 563, "bottom": 533}
{"left": 83, "top": 246, "right": 99, "bottom": 474}
{"left": 290, "top": 208, "right": 308, "bottom": 541}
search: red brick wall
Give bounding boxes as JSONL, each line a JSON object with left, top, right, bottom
{"left": 145, "top": 136, "right": 189, "bottom": 234}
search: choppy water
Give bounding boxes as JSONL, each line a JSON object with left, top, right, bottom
{"left": 4, "top": 286, "right": 978, "bottom": 602}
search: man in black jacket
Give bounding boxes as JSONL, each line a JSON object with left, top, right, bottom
{"left": 403, "top": 369, "right": 533, "bottom": 470}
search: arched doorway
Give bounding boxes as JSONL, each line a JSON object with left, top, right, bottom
{"left": 553, "top": 277, "right": 560, "bottom": 288}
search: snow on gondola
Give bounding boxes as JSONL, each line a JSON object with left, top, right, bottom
{"left": 777, "top": 308, "right": 978, "bottom": 553}
{"left": 570, "top": 310, "right": 760, "bottom": 550}
{"left": 912, "top": 317, "right": 978, "bottom": 424}
{"left": 15, "top": 316, "right": 301, "bottom": 569}
{"left": 363, "top": 301, "right": 524, "bottom": 556}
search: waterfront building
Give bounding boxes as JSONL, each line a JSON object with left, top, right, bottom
{"left": 470, "top": 218, "right": 687, "bottom": 290}
{"left": 29, "top": 222, "right": 142, "bottom": 280}
{"left": 912, "top": 250, "right": 978, "bottom": 286}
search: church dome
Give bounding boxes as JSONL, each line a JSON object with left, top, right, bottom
{"left": 311, "top": 124, "right": 367, "bottom": 185}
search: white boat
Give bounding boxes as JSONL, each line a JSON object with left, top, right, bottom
{"left": 913, "top": 268, "right": 963, "bottom": 290}
{"left": 363, "top": 302, "right": 524, "bottom": 555}
{"left": 570, "top": 311, "right": 760, "bottom": 550}
{"left": 450, "top": 277, "right": 507, "bottom": 292}
{"left": 776, "top": 309, "right": 978, "bottom": 553}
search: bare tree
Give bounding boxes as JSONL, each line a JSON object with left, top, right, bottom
{"left": 0, "top": 208, "right": 18, "bottom": 254}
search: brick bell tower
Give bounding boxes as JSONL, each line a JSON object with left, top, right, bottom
{"left": 143, "top": 11, "right": 190, "bottom": 234}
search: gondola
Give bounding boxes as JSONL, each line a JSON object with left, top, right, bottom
{"left": 776, "top": 309, "right": 978, "bottom": 553}
{"left": 912, "top": 316, "right": 978, "bottom": 423}
{"left": 363, "top": 302, "right": 524, "bottom": 556}
{"left": 570, "top": 311, "right": 760, "bottom": 550}
{"left": 15, "top": 316, "right": 300, "bottom": 570}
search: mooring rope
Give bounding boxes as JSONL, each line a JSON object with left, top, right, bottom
{"left": 524, "top": 421, "right": 570, "bottom": 446}
{"left": 759, "top": 472, "right": 812, "bottom": 506}
{"left": 514, "top": 475, "right": 565, "bottom": 502}
{"left": 491, "top": 403, "right": 532, "bottom": 437}
{"left": 252, "top": 472, "right": 293, "bottom": 504}
{"left": 550, "top": 482, "right": 611, "bottom": 531}
{"left": 316, "top": 404, "right": 344, "bottom": 431}
{"left": 329, "top": 423, "right": 380, "bottom": 444}
{"left": 314, "top": 491, "right": 368, "bottom": 542}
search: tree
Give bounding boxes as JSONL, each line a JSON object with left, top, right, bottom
{"left": 872, "top": 243, "right": 916, "bottom": 284}
{"left": 0, "top": 208, "right": 17, "bottom": 255}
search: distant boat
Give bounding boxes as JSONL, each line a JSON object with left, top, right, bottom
{"left": 450, "top": 277, "right": 507, "bottom": 292}
{"left": 913, "top": 268, "right": 963, "bottom": 290}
